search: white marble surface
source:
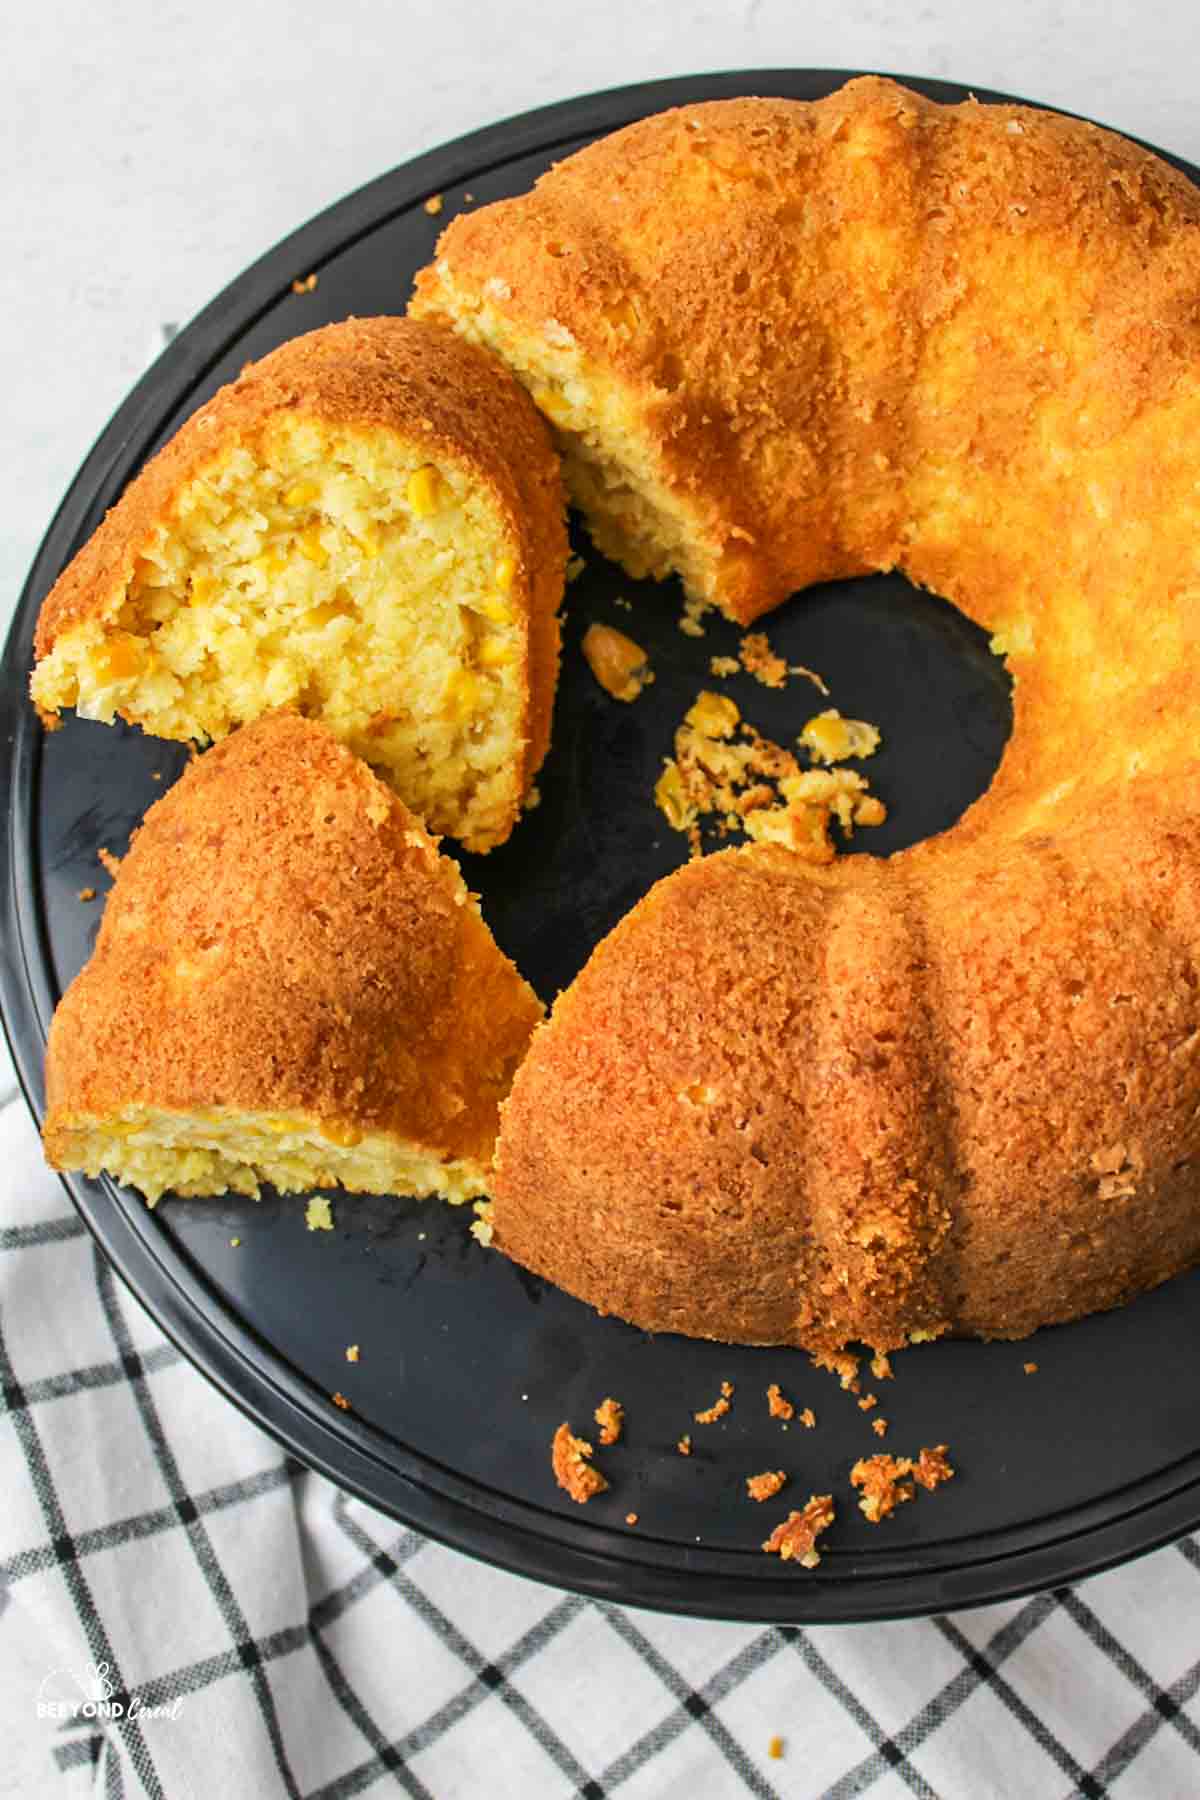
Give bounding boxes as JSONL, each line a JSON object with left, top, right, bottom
{"left": 5, "top": 0, "right": 1200, "bottom": 631}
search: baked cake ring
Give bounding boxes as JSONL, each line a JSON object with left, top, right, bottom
{"left": 413, "top": 77, "right": 1200, "bottom": 1351}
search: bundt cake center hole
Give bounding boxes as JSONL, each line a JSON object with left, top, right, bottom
{"left": 470, "top": 555, "right": 1014, "bottom": 1001}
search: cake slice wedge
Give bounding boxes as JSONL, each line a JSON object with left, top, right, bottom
{"left": 31, "top": 317, "right": 566, "bottom": 852}
{"left": 42, "top": 715, "right": 543, "bottom": 1205}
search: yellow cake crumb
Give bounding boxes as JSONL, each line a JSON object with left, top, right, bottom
{"left": 761, "top": 1495, "right": 835, "bottom": 1568}
{"left": 291, "top": 273, "right": 318, "bottom": 294}
{"left": 694, "top": 1379, "right": 734, "bottom": 1423}
{"left": 594, "top": 1396, "right": 624, "bottom": 1445}
{"left": 812, "top": 1349, "right": 860, "bottom": 1390}
{"left": 656, "top": 692, "right": 885, "bottom": 862}
{"left": 423, "top": 193, "right": 444, "bottom": 216}
{"left": 582, "top": 623, "right": 653, "bottom": 701}
{"left": 305, "top": 1197, "right": 334, "bottom": 1232}
{"left": 746, "top": 1469, "right": 788, "bottom": 1502}
{"left": 77, "top": 887, "right": 96, "bottom": 902}
{"left": 346, "top": 1344, "right": 360, "bottom": 1363}
{"left": 872, "top": 1417, "right": 888, "bottom": 1437}
{"left": 852, "top": 1445, "right": 954, "bottom": 1522}
{"left": 552, "top": 1423, "right": 609, "bottom": 1503}
{"left": 739, "top": 632, "right": 788, "bottom": 688}
{"left": 766, "top": 1382, "right": 794, "bottom": 1421}
{"left": 768, "top": 1736, "right": 785, "bottom": 1760}
{"left": 800, "top": 708, "right": 882, "bottom": 766}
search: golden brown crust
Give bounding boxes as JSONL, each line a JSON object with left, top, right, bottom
{"left": 42, "top": 715, "right": 543, "bottom": 1166}
{"left": 32, "top": 316, "right": 567, "bottom": 823}
{"left": 415, "top": 78, "right": 1200, "bottom": 626}
{"left": 467, "top": 80, "right": 1200, "bottom": 1355}
{"left": 494, "top": 816, "right": 1200, "bottom": 1351}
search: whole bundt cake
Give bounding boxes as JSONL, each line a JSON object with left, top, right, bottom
{"left": 42, "top": 715, "right": 543, "bottom": 1206}
{"left": 412, "top": 78, "right": 1200, "bottom": 1350}
{"left": 31, "top": 317, "right": 566, "bottom": 853}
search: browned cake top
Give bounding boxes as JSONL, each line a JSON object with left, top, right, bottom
{"left": 44, "top": 714, "right": 543, "bottom": 1160}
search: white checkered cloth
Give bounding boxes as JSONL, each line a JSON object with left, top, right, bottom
{"left": 4, "top": 1049, "right": 1200, "bottom": 1800}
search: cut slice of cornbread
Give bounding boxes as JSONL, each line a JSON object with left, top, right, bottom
{"left": 31, "top": 317, "right": 567, "bottom": 852}
{"left": 42, "top": 715, "right": 543, "bottom": 1205}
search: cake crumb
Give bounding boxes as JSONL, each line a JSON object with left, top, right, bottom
{"left": 852, "top": 1445, "right": 954, "bottom": 1522}
{"left": 77, "top": 887, "right": 96, "bottom": 902}
{"left": 799, "top": 1407, "right": 817, "bottom": 1430}
{"left": 710, "top": 655, "right": 740, "bottom": 677}
{"left": 870, "top": 1352, "right": 894, "bottom": 1382}
{"left": 766, "top": 1382, "right": 794, "bottom": 1421}
{"left": 677, "top": 1434, "right": 692, "bottom": 1456}
{"left": 768, "top": 1735, "right": 785, "bottom": 1760}
{"left": 747, "top": 1470, "right": 788, "bottom": 1502}
{"left": 151, "top": 771, "right": 162, "bottom": 781}
{"left": 566, "top": 553, "right": 587, "bottom": 584}
{"left": 305, "top": 1197, "right": 334, "bottom": 1233}
{"left": 800, "top": 708, "right": 882, "bottom": 765}
{"left": 229, "top": 1237, "right": 241, "bottom": 1248}
{"left": 552, "top": 1423, "right": 609, "bottom": 1504}
{"left": 656, "top": 693, "right": 885, "bottom": 863}
{"left": 345, "top": 1345, "right": 360, "bottom": 1364}
{"left": 761, "top": 1495, "right": 835, "bottom": 1567}
{"left": 739, "top": 631, "right": 788, "bottom": 689}
{"left": 291, "top": 272, "right": 318, "bottom": 294}
{"left": 1024, "top": 1361, "right": 1039, "bottom": 1374}
{"left": 331, "top": 1392, "right": 351, "bottom": 1411}
{"left": 694, "top": 1380, "right": 734, "bottom": 1424}
{"left": 851, "top": 1454, "right": 914, "bottom": 1523}
{"left": 912, "top": 1445, "right": 955, "bottom": 1491}
{"left": 679, "top": 594, "right": 712, "bottom": 636}
{"left": 625, "top": 1512, "right": 638, "bottom": 1526}
{"left": 790, "top": 664, "right": 830, "bottom": 695}
{"left": 582, "top": 623, "right": 653, "bottom": 701}
{"left": 872, "top": 1417, "right": 888, "bottom": 1438}
{"left": 812, "top": 1349, "right": 860, "bottom": 1391}
{"left": 97, "top": 847, "right": 122, "bottom": 878}
{"left": 858, "top": 1393, "right": 877, "bottom": 1412}
{"left": 470, "top": 1200, "right": 495, "bottom": 1247}
{"left": 423, "top": 193, "right": 444, "bottom": 215}
{"left": 594, "top": 1396, "right": 624, "bottom": 1446}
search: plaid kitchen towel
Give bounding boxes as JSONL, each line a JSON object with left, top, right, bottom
{"left": 4, "top": 1063, "right": 1200, "bottom": 1800}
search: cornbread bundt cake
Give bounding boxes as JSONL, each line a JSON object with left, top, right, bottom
{"left": 437, "top": 78, "right": 1200, "bottom": 1350}
{"left": 42, "top": 715, "right": 542, "bottom": 1205}
{"left": 31, "top": 317, "right": 566, "bottom": 852}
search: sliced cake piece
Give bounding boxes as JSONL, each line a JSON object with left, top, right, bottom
{"left": 42, "top": 715, "right": 543, "bottom": 1205}
{"left": 31, "top": 317, "right": 567, "bottom": 852}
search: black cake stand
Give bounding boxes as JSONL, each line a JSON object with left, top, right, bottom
{"left": 5, "top": 71, "right": 1200, "bottom": 1623}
